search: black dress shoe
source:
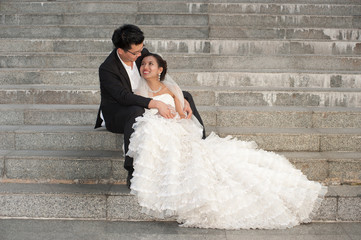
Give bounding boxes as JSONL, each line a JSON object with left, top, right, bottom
{"left": 126, "top": 170, "right": 133, "bottom": 189}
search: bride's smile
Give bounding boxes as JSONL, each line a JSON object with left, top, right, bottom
{"left": 140, "top": 56, "right": 163, "bottom": 81}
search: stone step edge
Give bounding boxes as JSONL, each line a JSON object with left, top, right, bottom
{"left": 1, "top": 84, "right": 361, "bottom": 92}
{"left": 3, "top": 52, "right": 361, "bottom": 57}
{"left": 3, "top": 1, "right": 361, "bottom": 7}
{"left": 0, "top": 183, "right": 358, "bottom": 197}
{"left": 0, "top": 183, "right": 359, "bottom": 221}
{"left": 1, "top": 24, "right": 359, "bottom": 30}
{"left": 2, "top": 0, "right": 360, "bottom": 3}
{"left": 1, "top": 149, "right": 360, "bottom": 161}
{"left": 2, "top": 125, "right": 361, "bottom": 135}
{"left": 1, "top": 104, "right": 361, "bottom": 113}
{"left": 2, "top": 68, "right": 361, "bottom": 76}
{"left": 1, "top": 149, "right": 360, "bottom": 186}
{"left": 1, "top": 12, "right": 359, "bottom": 17}
{"left": 1, "top": 37, "right": 361, "bottom": 42}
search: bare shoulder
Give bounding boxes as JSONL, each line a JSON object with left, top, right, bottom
{"left": 163, "top": 86, "right": 175, "bottom": 98}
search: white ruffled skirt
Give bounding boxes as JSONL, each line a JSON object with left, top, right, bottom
{"left": 127, "top": 110, "right": 327, "bottom": 230}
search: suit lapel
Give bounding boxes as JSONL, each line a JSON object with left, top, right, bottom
{"left": 113, "top": 49, "right": 132, "bottom": 91}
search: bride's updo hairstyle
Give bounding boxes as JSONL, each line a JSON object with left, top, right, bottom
{"left": 141, "top": 53, "right": 168, "bottom": 81}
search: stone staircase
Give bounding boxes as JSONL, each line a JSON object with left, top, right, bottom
{"left": 0, "top": 0, "right": 360, "bottom": 221}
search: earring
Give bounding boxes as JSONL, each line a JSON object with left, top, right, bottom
{"left": 158, "top": 73, "right": 161, "bottom": 81}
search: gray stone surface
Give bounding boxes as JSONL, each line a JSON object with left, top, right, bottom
{"left": 320, "top": 134, "right": 361, "bottom": 152}
{"left": 221, "top": 128, "right": 320, "bottom": 152}
{"left": 210, "top": 26, "right": 361, "bottom": 41}
{"left": 107, "top": 196, "right": 154, "bottom": 221}
{"left": 0, "top": 195, "right": 107, "bottom": 219}
{"left": 3, "top": 54, "right": 361, "bottom": 71}
{"left": 216, "top": 90, "right": 361, "bottom": 107}
{"left": 2, "top": 70, "right": 361, "bottom": 89}
{"left": 4, "top": 157, "right": 112, "bottom": 181}
{"left": 1, "top": 2, "right": 138, "bottom": 14}
{"left": 209, "top": 14, "right": 355, "bottom": 28}
{"left": 0, "top": 220, "right": 360, "bottom": 240}
{"left": 291, "top": 159, "right": 329, "bottom": 182}
{"left": 14, "top": 126, "right": 122, "bottom": 151}
{"left": 217, "top": 108, "right": 313, "bottom": 128}
{"left": 0, "top": 109, "right": 23, "bottom": 125}
{"left": 0, "top": 183, "right": 360, "bottom": 222}
{"left": 24, "top": 108, "right": 97, "bottom": 125}
{"left": 208, "top": 3, "right": 361, "bottom": 16}
{"left": 0, "top": 25, "right": 209, "bottom": 39}
{"left": 328, "top": 159, "right": 361, "bottom": 183}
{"left": 4, "top": 150, "right": 124, "bottom": 182}
{"left": 314, "top": 197, "right": 338, "bottom": 221}
{"left": 0, "top": 126, "right": 18, "bottom": 150}
{"left": 338, "top": 198, "right": 361, "bottom": 221}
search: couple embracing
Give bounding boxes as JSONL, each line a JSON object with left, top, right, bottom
{"left": 95, "top": 24, "right": 327, "bottom": 230}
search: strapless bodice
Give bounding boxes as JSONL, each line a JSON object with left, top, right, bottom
{"left": 153, "top": 93, "right": 175, "bottom": 108}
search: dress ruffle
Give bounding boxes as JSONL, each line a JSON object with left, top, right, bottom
{"left": 127, "top": 94, "right": 327, "bottom": 230}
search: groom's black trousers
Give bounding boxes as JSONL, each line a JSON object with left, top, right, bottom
{"left": 105, "top": 91, "right": 205, "bottom": 172}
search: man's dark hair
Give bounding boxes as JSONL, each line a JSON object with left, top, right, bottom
{"left": 112, "top": 24, "right": 144, "bottom": 51}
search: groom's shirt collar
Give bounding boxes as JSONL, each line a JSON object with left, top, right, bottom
{"left": 117, "top": 50, "right": 141, "bottom": 91}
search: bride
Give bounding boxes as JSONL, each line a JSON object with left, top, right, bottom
{"left": 127, "top": 53, "right": 327, "bottom": 230}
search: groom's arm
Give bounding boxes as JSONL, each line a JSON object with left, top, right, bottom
{"left": 182, "top": 91, "right": 206, "bottom": 139}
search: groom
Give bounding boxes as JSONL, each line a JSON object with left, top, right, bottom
{"left": 95, "top": 24, "right": 205, "bottom": 188}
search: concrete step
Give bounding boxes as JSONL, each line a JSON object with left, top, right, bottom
{"left": 2, "top": 2, "right": 360, "bottom": 16}
{"left": 0, "top": 13, "right": 209, "bottom": 26}
{"left": 0, "top": 25, "right": 209, "bottom": 39}
{"left": 1, "top": 125, "right": 360, "bottom": 152}
{"left": 1, "top": 85, "right": 360, "bottom": 107}
{"left": 0, "top": 2, "right": 207, "bottom": 14}
{"left": 1, "top": 39, "right": 361, "bottom": 56}
{"left": 1, "top": 25, "right": 361, "bottom": 41}
{"left": 0, "top": 183, "right": 359, "bottom": 221}
{"left": 208, "top": 3, "right": 361, "bottom": 16}
{"left": 1, "top": 104, "right": 361, "bottom": 129}
{"left": 209, "top": 27, "right": 361, "bottom": 41}
{"left": 1, "top": 150, "right": 360, "bottom": 185}
{"left": 208, "top": 14, "right": 360, "bottom": 28}
{"left": 216, "top": 127, "right": 361, "bottom": 152}
{"left": 1, "top": 0, "right": 360, "bottom": 4}
{"left": 1, "top": 69, "right": 360, "bottom": 89}
{"left": 2, "top": 53, "right": 361, "bottom": 71}
{"left": 0, "top": 125, "right": 122, "bottom": 152}
{"left": 1, "top": 12, "right": 359, "bottom": 28}
{"left": 0, "top": 150, "right": 123, "bottom": 184}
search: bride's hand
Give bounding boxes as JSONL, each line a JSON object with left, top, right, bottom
{"left": 149, "top": 100, "right": 175, "bottom": 119}
{"left": 183, "top": 99, "right": 192, "bottom": 119}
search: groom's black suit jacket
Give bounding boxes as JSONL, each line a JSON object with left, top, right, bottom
{"left": 94, "top": 48, "right": 152, "bottom": 133}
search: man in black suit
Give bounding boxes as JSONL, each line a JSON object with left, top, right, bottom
{"left": 95, "top": 24, "right": 205, "bottom": 188}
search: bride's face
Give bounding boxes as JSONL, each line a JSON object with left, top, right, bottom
{"left": 140, "top": 56, "right": 163, "bottom": 81}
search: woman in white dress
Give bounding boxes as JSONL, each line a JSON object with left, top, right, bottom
{"left": 127, "top": 53, "right": 327, "bottom": 230}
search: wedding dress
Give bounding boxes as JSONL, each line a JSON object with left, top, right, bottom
{"left": 127, "top": 93, "right": 327, "bottom": 230}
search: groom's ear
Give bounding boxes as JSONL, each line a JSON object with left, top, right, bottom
{"left": 117, "top": 48, "right": 125, "bottom": 55}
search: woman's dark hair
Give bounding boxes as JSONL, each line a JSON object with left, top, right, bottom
{"left": 141, "top": 53, "right": 168, "bottom": 81}
{"left": 112, "top": 24, "right": 144, "bottom": 51}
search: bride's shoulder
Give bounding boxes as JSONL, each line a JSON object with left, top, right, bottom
{"left": 163, "top": 87, "right": 175, "bottom": 97}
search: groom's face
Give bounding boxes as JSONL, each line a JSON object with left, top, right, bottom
{"left": 119, "top": 43, "right": 144, "bottom": 63}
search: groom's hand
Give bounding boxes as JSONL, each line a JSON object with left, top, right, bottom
{"left": 149, "top": 100, "right": 175, "bottom": 119}
{"left": 183, "top": 99, "right": 192, "bottom": 119}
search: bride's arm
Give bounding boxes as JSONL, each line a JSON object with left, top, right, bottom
{"left": 174, "top": 95, "right": 186, "bottom": 119}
